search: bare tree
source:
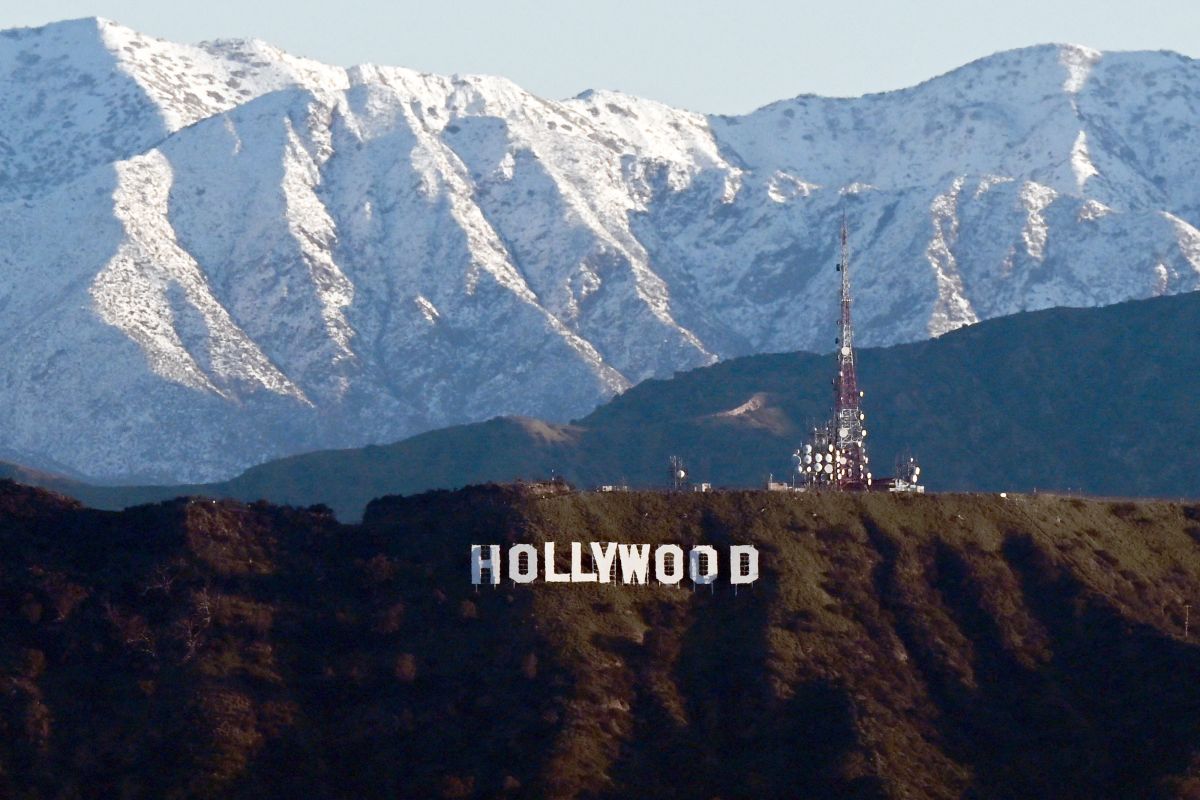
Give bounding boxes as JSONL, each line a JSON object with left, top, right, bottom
{"left": 141, "top": 563, "right": 177, "bottom": 596}
{"left": 174, "top": 586, "right": 214, "bottom": 663}
{"left": 102, "top": 599, "right": 157, "bottom": 659}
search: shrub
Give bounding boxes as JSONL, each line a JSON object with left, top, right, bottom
{"left": 395, "top": 653, "right": 418, "bottom": 683}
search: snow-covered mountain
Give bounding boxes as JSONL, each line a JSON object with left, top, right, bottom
{"left": 1, "top": 18, "right": 1198, "bottom": 482}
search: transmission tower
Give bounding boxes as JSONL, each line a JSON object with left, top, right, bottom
{"left": 669, "top": 455, "right": 689, "bottom": 491}
{"left": 833, "top": 218, "right": 870, "bottom": 490}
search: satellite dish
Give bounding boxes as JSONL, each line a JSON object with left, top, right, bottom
{"left": 677, "top": 470, "right": 687, "bottom": 479}
{"left": 840, "top": 346, "right": 850, "bottom": 356}
{"left": 803, "top": 444, "right": 813, "bottom": 453}
{"left": 839, "top": 427, "right": 850, "bottom": 438}
{"left": 824, "top": 464, "right": 833, "bottom": 474}
{"left": 803, "top": 455, "right": 812, "bottom": 465}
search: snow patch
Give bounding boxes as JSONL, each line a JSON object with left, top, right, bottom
{"left": 90, "top": 150, "right": 307, "bottom": 400}
{"left": 722, "top": 172, "right": 742, "bottom": 204}
{"left": 925, "top": 177, "right": 979, "bottom": 337}
{"left": 1000, "top": 245, "right": 1017, "bottom": 277}
{"left": 1153, "top": 263, "right": 1170, "bottom": 295}
{"left": 496, "top": 151, "right": 516, "bottom": 181}
{"left": 767, "top": 171, "right": 819, "bottom": 203}
{"left": 223, "top": 116, "right": 243, "bottom": 156}
{"left": 1060, "top": 45, "right": 1102, "bottom": 94}
{"left": 1161, "top": 211, "right": 1200, "bottom": 276}
{"left": 415, "top": 295, "right": 440, "bottom": 323}
{"left": 1078, "top": 199, "right": 1112, "bottom": 222}
{"left": 394, "top": 97, "right": 632, "bottom": 392}
{"left": 1020, "top": 181, "right": 1058, "bottom": 260}
{"left": 101, "top": 19, "right": 348, "bottom": 133}
{"left": 974, "top": 174, "right": 1015, "bottom": 198}
{"left": 281, "top": 118, "right": 356, "bottom": 377}
{"left": 1070, "top": 130, "right": 1099, "bottom": 191}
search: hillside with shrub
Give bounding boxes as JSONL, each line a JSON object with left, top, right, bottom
{"left": 9, "top": 289, "right": 1200, "bottom": 521}
{"left": 2, "top": 480, "right": 1200, "bottom": 798}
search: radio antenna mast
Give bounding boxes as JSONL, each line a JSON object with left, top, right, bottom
{"left": 834, "top": 216, "right": 870, "bottom": 489}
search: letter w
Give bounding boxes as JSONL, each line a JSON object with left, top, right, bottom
{"left": 618, "top": 544, "right": 650, "bottom": 584}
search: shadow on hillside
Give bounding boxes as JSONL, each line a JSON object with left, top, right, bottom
{"left": 865, "top": 522, "right": 1200, "bottom": 799}
{"left": 997, "top": 533, "right": 1200, "bottom": 796}
{"left": 600, "top": 545, "right": 882, "bottom": 799}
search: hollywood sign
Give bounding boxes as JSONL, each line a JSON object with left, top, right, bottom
{"left": 471, "top": 542, "right": 760, "bottom": 586}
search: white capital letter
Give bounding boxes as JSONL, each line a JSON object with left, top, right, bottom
{"left": 689, "top": 545, "right": 719, "bottom": 585}
{"left": 545, "top": 542, "right": 571, "bottom": 583}
{"left": 509, "top": 544, "right": 538, "bottom": 584}
{"left": 471, "top": 544, "right": 501, "bottom": 585}
{"left": 591, "top": 542, "right": 617, "bottom": 583}
{"left": 730, "top": 545, "right": 759, "bottom": 585}
{"left": 618, "top": 544, "right": 650, "bottom": 585}
{"left": 655, "top": 545, "right": 684, "bottom": 585}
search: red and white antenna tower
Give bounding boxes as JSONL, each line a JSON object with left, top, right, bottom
{"left": 834, "top": 217, "right": 870, "bottom": 489}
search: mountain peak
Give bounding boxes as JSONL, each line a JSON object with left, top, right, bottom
{"left": 1, "top": 20, "right": 1200, "bottom": 483}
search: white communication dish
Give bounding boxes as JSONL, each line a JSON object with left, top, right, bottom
{"left": 841, "top": 346, "right": 851, "bottom": 356}
{"left": 839, "top": 427, "right": 850, "bottom": 438}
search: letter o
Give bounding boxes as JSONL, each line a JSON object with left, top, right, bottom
{"left": 509, "top": 544, "right": 538, "bottom": 583}
{"left": 655, "top": 544, "right": 684, "bottom": 584}
{"left": 689, "top": 545, "right": 719, "bottom": 585}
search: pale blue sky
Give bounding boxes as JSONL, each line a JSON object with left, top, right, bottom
{"left": 5, "top": 0, "right": 1198, "bottom": 113}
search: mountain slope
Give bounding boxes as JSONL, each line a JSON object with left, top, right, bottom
{"left": 2, "top": 20, "right": 1200, "bottom": 481}
{"left": 2, "top": 481, "right": 1200, "bottom": 797}
{"left": 15, "top": 289, "right": 1199, "bottom": 520}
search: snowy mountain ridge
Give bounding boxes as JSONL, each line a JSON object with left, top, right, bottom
{"left": 1, "top": 18, "right": 1198, "bottom": 481}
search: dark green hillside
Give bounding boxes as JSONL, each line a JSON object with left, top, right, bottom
{"left": 2, "top": 480, "right": 1200, "bottom": 798}
{"left": 12, "top": 290, "right": 1200, "bottom": 520}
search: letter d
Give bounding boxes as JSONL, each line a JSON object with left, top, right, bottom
{"left": 730, "top": 545, "right": 759, "bottom": 585}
